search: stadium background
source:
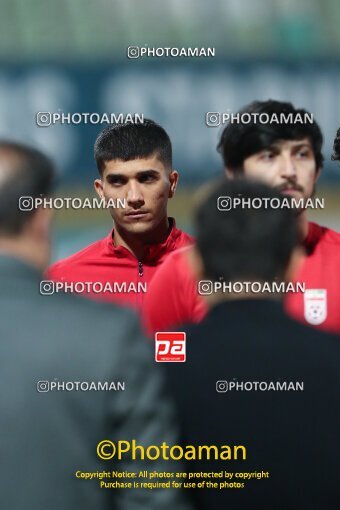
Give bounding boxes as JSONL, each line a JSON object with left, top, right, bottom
{"left": 1, "top": 0, "right": 340, "bottom": 261}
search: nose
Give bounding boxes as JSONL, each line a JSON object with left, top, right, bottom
{"left": 280, "top": 155, "right": 297, "bottom": 180}
{"left": 126, "top": 181, "right": 145, "bottom": 208}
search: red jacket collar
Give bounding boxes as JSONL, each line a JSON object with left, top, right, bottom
{"left": 304, "top": 221, "right": 325, "bottom": 254}
{"left": 105, "top": 218, "right": 182, "bottom": 262}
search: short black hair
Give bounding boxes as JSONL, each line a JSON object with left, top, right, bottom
{"left": 217, "top": 100, "right": 323, "bottom": 172}
{"left": 195, "top": 178, "right": 299, "bottom": 283}
{"left": 331, "top": 128, "right": 340, "bottom": 161}
{"left": 94, "top": 119, "right": 172, "bottom": 174}
{"left": 0, "top": 141, "right": 55, "bottom": 236}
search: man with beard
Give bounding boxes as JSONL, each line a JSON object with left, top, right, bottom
{"left": 144, "top": 100, "right": 340, "bottom": 334}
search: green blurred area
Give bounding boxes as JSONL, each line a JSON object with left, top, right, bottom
{"left": 1, "top": 0, "right": 340, "bottom": 61}
{"left": 1, "top": 0, "right": 339, "bottom": 260}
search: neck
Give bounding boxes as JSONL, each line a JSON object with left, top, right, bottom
{"left": 206, "top": 288, "right": 281, "bottom": 308}
{"left": 296, "top": 210, "right": 309, "bottom": 242}
{"left": 113, "top": 216, "right": 170, "bottom": 260}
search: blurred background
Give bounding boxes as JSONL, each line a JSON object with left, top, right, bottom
{"left": 0, "top": 0, "right": 340, "bottom": 261}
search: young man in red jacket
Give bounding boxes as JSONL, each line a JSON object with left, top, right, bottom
{"left": 47, "top": 120, "right": 193, "bottom": 310}
{"left": 144, "top": 100, "right": 340, "bottom": 334}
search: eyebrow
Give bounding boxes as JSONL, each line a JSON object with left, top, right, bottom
{"left": 105, "top": 169, "right": 161, "bottom": 180}
{"left": 290, "top": 142, "right": 312, "bottom": 150}
{"left": 260, "top": 142, "right": 312, "bottom": 152}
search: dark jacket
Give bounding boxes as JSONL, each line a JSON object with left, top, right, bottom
{"left": 166, "top": 298, "right": 340, "bottom": 510}
{"left": 0, "top": 255, "right": 191, "bottom": 510}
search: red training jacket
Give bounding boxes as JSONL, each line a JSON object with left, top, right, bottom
{"left": 143, "top": 222, "right": 340, "bottom": 335}
{"left": 47, "top": 218, "right": 194, "bottom": 311}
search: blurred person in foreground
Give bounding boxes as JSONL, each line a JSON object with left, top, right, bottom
{"left": 47, "top": 119, "right": 193, "bottom": 312}
{"left": 165, "top": 178, "right": 340, "bottom": 510}
{"left": 0, "top": 141, "right": 191, "bottom": 510}
{"left": 144, "top": 100, "right": 340, "bottom": 334}
{"left": 332, "top": 126, "right": 340, "bottom": 163}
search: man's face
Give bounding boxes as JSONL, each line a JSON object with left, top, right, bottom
{"left": 94, "top": 154, "right": 178, "bottom": 235}
{"left": 240, "top": 138, "right": 319, "bottom": 203}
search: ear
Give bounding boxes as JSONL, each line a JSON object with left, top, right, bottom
{"left": 25, "top": 206, "right": 53, "bottom": 241}
{"left": 224, "top": 167, "right": 235, "bottom": 180}
{"left": 168, "top": 170, "right": 179, "bottom": 198}
{"left": 94, "top": 178, "right": 104, "bottom": 199}
{"left": 314, "top": 166, "right": 321, "bottom": 184}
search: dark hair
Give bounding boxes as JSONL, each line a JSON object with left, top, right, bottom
{"left": 331, "top": 128, "right": 340, "bottom": 161}
{"left": 94, "top": 119, "right": 172, "bottom": 174}
{"left": 195, "top": 178, "right": 299, "bottom": 283}
{"left": 0, "top": 141, "right": 55, "bottom": 236}
{"left": 217, "top": 100, "right": 323, "bottom": 172}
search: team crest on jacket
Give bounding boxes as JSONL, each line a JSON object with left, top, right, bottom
{"left": 304, "top": 289, "right": 327, "bottom": 325}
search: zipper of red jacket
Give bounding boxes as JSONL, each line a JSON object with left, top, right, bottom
{"left": 137, "top": 261, "right": 144, "bottom": 309}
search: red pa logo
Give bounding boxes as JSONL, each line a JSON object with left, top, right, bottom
{"left": 155, "top": 332, "right": 186, "bottom": 362}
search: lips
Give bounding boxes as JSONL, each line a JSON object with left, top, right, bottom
{"left": 281, "top": 188, "right": 300, "bottom": 194}
{"left": 278, "top": 185, "right": 303, "bottom": 194}
{"left": 124, "top": 211, "right": 149, "bottom": 219}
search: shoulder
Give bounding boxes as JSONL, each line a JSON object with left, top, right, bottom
{"left": 47, "top": 237, "right": 108, "bottom": 278}
{"left": 155, "top": 245, "right": 195, "bottom": 278}
{"left": 309, "top": 222, "right": 340, "bottom": 247}
{"left": 323, "top": 226, "right": 340, "bottom": 245}
{"left": 169, "top": 244, "right": 195, "bottom": 263}
{"left": 176, "top": 229, "right": 195, "bottom": 247}
{"left": 40, "top": 290, "right": 140, "bottom": 340}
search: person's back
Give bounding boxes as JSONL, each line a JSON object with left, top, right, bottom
{"left": 0, "top": 141, "right": 191, "bottom": 510}
{"left": 165, "top": 178, "right": 340, "bottom": 509}
{"left": 0, "top": 255, "right": 176, "bottom": 509}
{"left": 167, "top": 299, "right": 340, "bottom": 509}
